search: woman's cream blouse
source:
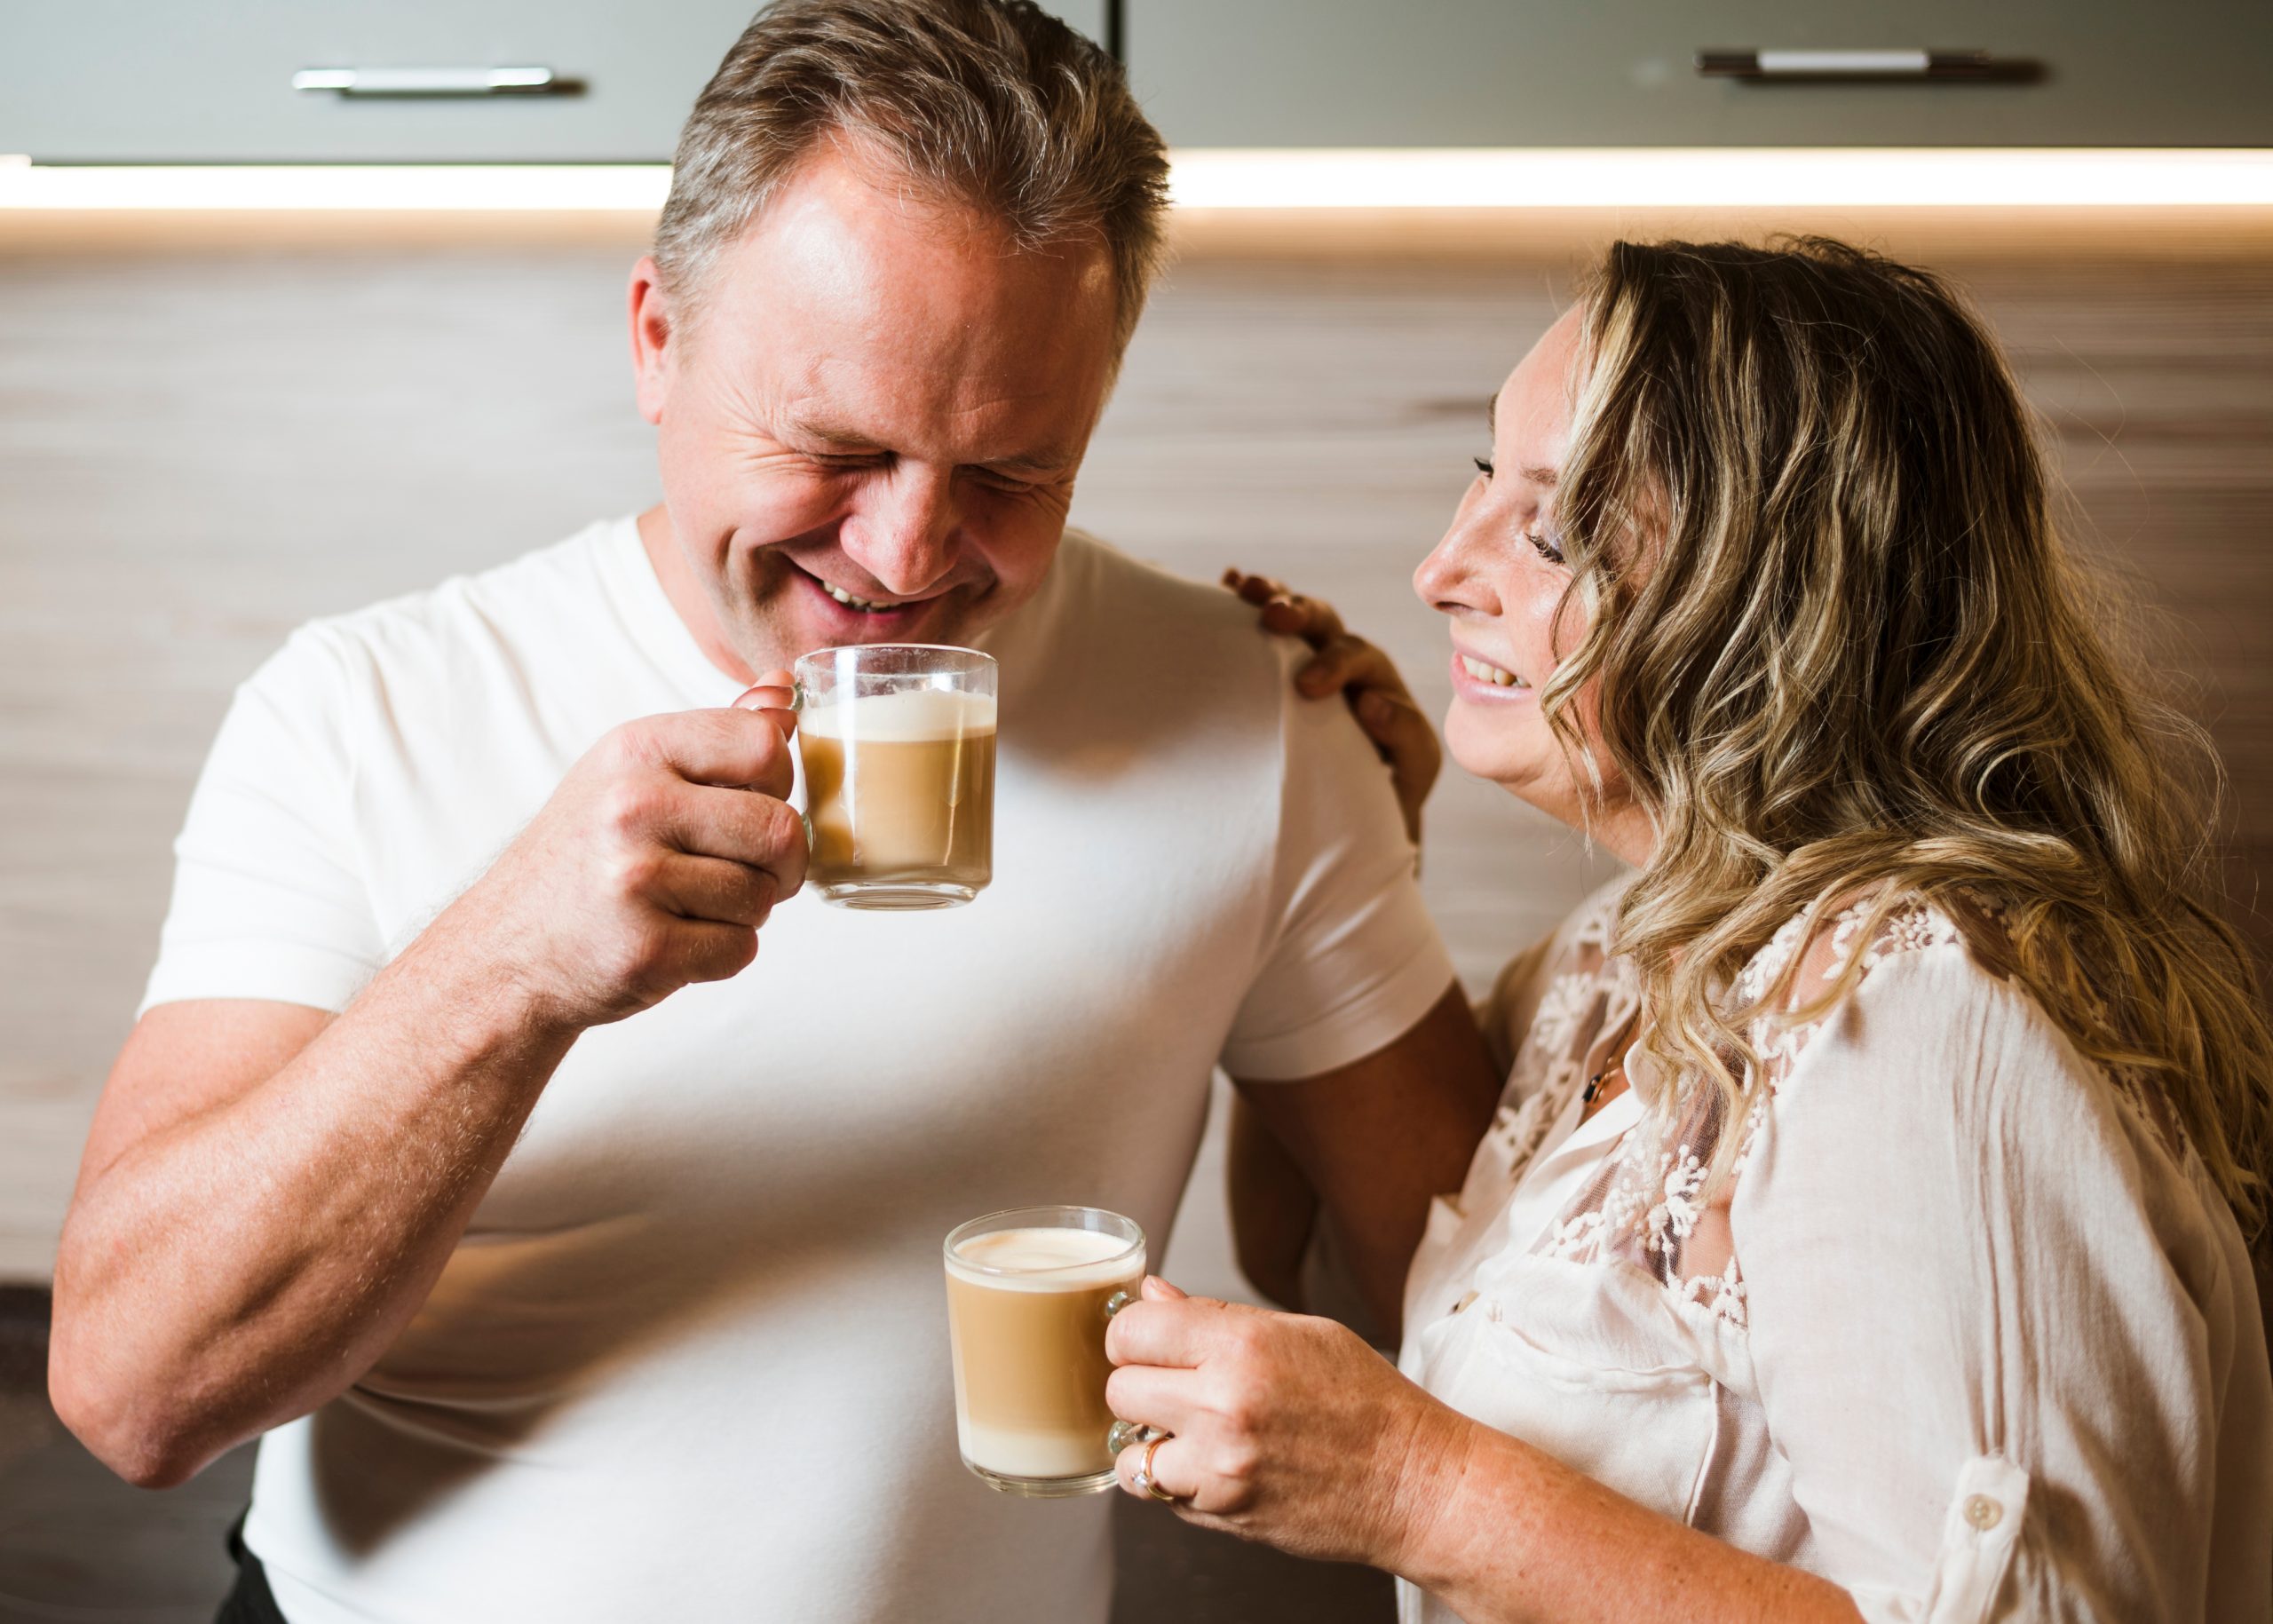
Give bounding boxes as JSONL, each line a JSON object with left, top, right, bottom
{"left": 1399, "top": 882, "right": 2273, "bottom": 1624}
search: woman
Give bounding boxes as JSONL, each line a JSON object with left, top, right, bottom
{"left": 1105, "top": 238, "right": 2273, "bottom": 1622}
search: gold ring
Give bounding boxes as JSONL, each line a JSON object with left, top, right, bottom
{"left": 1139, "top": 1432, "right": 1178, "bottom": 1503}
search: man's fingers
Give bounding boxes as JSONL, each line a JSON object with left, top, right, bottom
{"left": 1142, "top": 1274, "right": 1189, "bottom": 1301}
{"left": 663, "top": 917, "right": 762, "bottom": 986}
{"left": 658, "top": 783, "right": 810, "bottom": 896}
{"left": 630, "top": 707, "right": 796, "bottom": 798}
{"left": 733, "top": 681, "right": 798, "bottom": 738}
{"left": 649, "top": 852, "right": 780, "bottom": 929}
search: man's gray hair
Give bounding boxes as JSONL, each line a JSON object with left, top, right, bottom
{"left": 656, "top": 0, "right": 1170, "bottom": 349}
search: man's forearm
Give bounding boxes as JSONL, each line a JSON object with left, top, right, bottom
{"left": 51, "top": 916, "right": 579, "bottom": 1487}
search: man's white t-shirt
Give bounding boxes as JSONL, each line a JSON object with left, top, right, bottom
{"left": 143, "top": 517, "right": 1455, "bottom": 1624}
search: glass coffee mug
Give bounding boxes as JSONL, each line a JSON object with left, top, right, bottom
{"left": 792, "top": 644, "right": 997, "bottom": 910}
{"left": 943, "top": 1206, "right": 1151, "bottom": 1497}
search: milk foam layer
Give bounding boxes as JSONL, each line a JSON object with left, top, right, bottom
{"left": 800, "top": 686, "right": 996, "bottom": 743}
{"left": 946, "top": 1226, "right": 1138, "bottom": 1292}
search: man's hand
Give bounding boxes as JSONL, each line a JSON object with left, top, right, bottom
{"left": 50, "top": 678, "right": 807, "bottom": 1487}
{"left": 455, "top": 679, "right": 805, "bottom": 1031}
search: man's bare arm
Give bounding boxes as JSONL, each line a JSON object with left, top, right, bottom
{"left": 52, "top": 967, "right": 576, "bottom": 1488}
{"left": 1230, "top": 983, "right": 1498, "bottom": 1339}
{"left": 50, "top": 701, "right": 804, "bottom": 1488}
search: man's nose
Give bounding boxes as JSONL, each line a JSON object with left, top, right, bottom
{"left": 842, "top": 462, "right": 961, "bottom": 598}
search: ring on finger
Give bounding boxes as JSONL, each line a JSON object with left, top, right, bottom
{"left": 1132, "top": 1431, "right": 1180, "bottom": 1504}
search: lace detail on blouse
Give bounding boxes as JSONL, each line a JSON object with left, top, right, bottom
{"left": 1504, "top": 889, "right": 1984, "bottom": 1331}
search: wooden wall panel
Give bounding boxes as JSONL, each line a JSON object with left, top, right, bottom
{"left": 1, "top": 216, "right": 2266, "bottom": 1279}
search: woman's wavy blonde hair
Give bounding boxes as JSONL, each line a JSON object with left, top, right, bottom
{"left": 1542, "top": 236, "right": 2273, "bottom": 1248}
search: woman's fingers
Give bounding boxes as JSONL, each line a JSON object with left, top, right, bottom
{"left": 1224, "top": 568, "right": 1346, "bottom": 648}
{"left": 1141, "top": 1274, "right": 1188, "bottom": 1301}
{"left": 1358, "top": 693, "right": 1442, "bottom": 846}
{"left": 1295, "top": 631, "right": 1398, "bottom": 699}
{"left": 1116, "top": 1428, "right": 1201, "bottom": 1505}
{"left": 1105, "top": 1294, "right": 1239, "bottom": 1369}
{"left": 1223, "top": 566, "right": 1283, "bottom": 606}
{"left": 1105, "top": 1362, "right": 1200, "bottom": 1437}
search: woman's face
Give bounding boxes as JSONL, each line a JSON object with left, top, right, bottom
{"left": 1414, "top": 308, "right": 1646, "bottom": 858}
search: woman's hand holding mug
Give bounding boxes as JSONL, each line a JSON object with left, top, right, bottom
{"left": 1105, "top": 1275, "right": 1469, "bottom": 1571}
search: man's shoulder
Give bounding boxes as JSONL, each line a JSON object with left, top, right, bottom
{"left": 261, "top": 519, "right": 625, "bottom": 699}
{"left": 1046, "top": 528, "right": 1290, "bottom": 680}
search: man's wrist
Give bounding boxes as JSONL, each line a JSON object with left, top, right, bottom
{"left": 390, "top": 888, "right": 588, "bottom": 1055}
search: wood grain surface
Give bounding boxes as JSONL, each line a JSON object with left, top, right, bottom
{"left": 1, "top": 211, "right": 2268, "bottom": 1281}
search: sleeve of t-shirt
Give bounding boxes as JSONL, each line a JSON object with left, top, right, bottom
{"left": 138, "top": 624, "right": 384, "bottom": 1018}
{"left": 1218, "top": 644, "right": 1458, "bottom": 1081}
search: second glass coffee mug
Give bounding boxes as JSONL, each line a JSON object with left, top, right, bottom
{"left": 791, "top": 644, "right": 997, "bottom": 910}
{"left": 943, "top": 1206, "right": 1152, "bottom": 1496}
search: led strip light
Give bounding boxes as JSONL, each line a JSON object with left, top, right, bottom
{"left": 1, "top": 149, "right": 2269, "bottom": 211}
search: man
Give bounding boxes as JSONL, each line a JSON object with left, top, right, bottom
{"left": 49, "top": 4, "right": 1498, "bottom": 1620}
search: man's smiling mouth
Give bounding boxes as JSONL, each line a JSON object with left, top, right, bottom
{"left": 821, "top": 578, "right": 893, "bottom": 613}
{"left": 792, "top": 561, "right": 925, "bottom": 615}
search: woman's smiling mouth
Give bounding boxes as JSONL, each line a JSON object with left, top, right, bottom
{"left": 1454, "top": 651, "right": 1528, "bottom": 691}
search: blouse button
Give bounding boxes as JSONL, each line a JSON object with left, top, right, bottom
{"left": 1962, "top": 1494, "right": 2003, "bottom": 1532}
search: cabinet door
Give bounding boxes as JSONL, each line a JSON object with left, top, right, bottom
{"left": 1126, "top": 0, "right": 2273, "bottom": 148}
{"left": 0, "top": 1, "right": 1107, "bottom": 162}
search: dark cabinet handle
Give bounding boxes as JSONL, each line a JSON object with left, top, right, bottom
{"left": 1698, "top": 50, "right": 2041, "bottom": 83}
{"left": 291, "top": 67, "right": 583, "bottom": 98}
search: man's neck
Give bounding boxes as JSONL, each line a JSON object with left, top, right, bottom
{"left": 636, "top": 503, "right": 760, "bottom": 686}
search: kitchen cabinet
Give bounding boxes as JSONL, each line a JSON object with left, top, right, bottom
{"left": 3, "top": 1, "right": 2265, "bottom": 162}
{"left": 0, "top": 1, "right": 1108, "bottom": 162}
{"left": 1126, "top": 0, "right": 2273, "bottom": 148}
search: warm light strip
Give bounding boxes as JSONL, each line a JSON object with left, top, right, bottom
{"left": 1, "top": 149, "right": 2269, "bottom": 212}
{"left": 0, "top": 161, "right": 671, "bottom": 211}
{"left": 1165, "top": 148, "right": 2273, "bottom": 210}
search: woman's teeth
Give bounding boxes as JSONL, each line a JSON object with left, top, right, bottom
{"left": 823, "top": 581, "right": 891, "bottom": 613}
{"left": 1461, "top": 654, "right": 1525, "bottom": 688}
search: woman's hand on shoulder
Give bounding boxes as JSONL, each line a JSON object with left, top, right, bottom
{"left": 1105, "top": 1274, "right": 1469, "bottom": 1572}
{"left": 1224, "top": 568, "right": 1441, "bottom": 849}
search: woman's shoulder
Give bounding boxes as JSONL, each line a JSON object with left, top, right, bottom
{"left": 1740, "top": 888, "right": 2199, "bottom": 1200}
{"left": 1478, "top": 874, "right": 1636, "bottom": 1078}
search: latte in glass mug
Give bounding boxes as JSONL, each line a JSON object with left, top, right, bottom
{"left": 800, "top": 688, "right": 994, "bottom": 899}
{"left": 792, "top": 645, "right": 997, "bottom": 911}
{"left": 943, "top": 1208, "right": 1144, "bottom": 1496}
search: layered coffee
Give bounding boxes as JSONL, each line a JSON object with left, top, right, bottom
{"left": 800, "top": 686, "right": 995, "bottom": 907}
{"left": 945, "top": 1224, "right": 1143, "bottom": 1488}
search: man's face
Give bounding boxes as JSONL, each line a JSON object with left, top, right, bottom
{"left": 630, "top": 147, "right": 1121, "bottom": 678}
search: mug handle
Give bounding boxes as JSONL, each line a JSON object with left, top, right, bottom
{"left": 1101, "top": 1291, "right": 1159, "bottom": 1458}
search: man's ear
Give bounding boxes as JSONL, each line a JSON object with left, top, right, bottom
{"left": 629, "top": 256, "right": 676, "bottom": 427}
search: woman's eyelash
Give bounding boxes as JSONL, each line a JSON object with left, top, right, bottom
{"left": 1473, "top": 454, "right": 1563, "bottom": 561}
